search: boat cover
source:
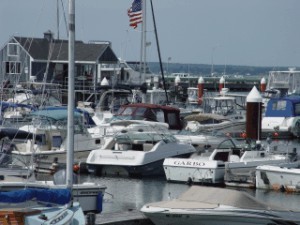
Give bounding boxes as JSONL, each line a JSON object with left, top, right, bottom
{"left": 146, "top": 186, "right": 287, "bottom": 211}
{"left": 0, "top": 188, "right": 71, "bottom": 205}
{"left": 265, "top": 96, "right": 300, "bottom": 117}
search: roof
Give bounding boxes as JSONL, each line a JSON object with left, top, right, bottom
{"left": 13, "top": 36, "right": 118, "bottom": 62}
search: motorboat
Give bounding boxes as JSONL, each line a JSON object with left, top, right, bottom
{"left": 86, "top": 130, "right": 196, "bottom": 177}
{"left": 261, "top": 96, "right": 300, "bottom": 138}
{"left": 140, "top": 186, "right": 300, "bottom": 225}
{"left": 163, "top": 138, "right": 242, "bottom": 184}
{"left": 262, "top": 68, "right": 300, "bottom": 106}
{"left": 0, "top": 169, "right": 106, "bottom": 213}
{"left": 184, "top": 88, "right": 246, "bottom": 134}
{"left": 224, "top": 140, "right": 293, "bottom": 188}
{"left": 256, "top": 161, "right": 300, "bottom": 192}
{"left": 5, "top": 107, "right": 102, "bottom": 172}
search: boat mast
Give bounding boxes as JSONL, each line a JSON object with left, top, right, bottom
{"left": 139, "top": 0, "right": 147, "bottom": 85}
{"left": 149, "top": 0, "right": 169, "bottom": 104}
{"left": 67, "top": 0, "right": 75, "bottom": 192}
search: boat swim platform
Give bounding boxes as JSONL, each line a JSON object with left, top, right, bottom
{"left": 87, "top": 210, "right": 154, "bottom": 225}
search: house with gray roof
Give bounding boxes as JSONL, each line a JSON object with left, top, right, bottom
{"left": 0, "top": 30, "right": 119, "bottom": 90}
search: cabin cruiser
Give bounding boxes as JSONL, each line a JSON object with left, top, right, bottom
{"left": 3, "top": 107, "right": 102, "bottom": 172}
{"left": 262, "top": 68, "right": 300, "bottom": 106}
{"left": 224, "top": 140, "right": 294, "bottom": 188}
{"left": 261, "top": 96, "right": 300, "bottom": 138}
{"left": 140, "top": 186, "right": 300, "bottom": 225}
{"left": 184, "top": 88, "right": 246, "bottom": 133}
{"left": 86, "top": 129, "right": 196, "bottom": 177}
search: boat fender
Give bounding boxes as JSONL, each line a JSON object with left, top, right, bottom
{"left": 86, "top": 212, "right": 96, "bottom": 225}
{"left": 97, "top": 193, "right": 103, "bottom": 213}
{"left": 260, "top": 171, "right": 270, "bottom": 185}
{"left": 186, "top": 177, "right": 193, "bottom": 186}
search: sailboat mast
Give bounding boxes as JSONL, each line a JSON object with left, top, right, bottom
{"left": 67, "top": 0, "right": 75, "bottom": 191}
{"left": 139, "top": 0, "right": 147, "bottom": 85}
{"left": 149, "top": 0, "right": 169, "bottom": 104}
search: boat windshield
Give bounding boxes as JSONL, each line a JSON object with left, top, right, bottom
{"left": 115, "top": 132, "right": 177, "bottom": 144}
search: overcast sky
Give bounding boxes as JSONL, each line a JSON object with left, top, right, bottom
{"left": 1, "top": 0, "right": 299, "bottom": 67}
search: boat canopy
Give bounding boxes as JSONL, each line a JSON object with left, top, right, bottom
{"left": 29, "top": 107, "right": 96, "bottom": 126}
{"left": 0, "top": 188, "right": 71, "bottom": 205}
{"left": 112, "top": 103, "right": 182, "bottom": 130}
{"left": 265, "top": 96, "right": 300, "bottom": 117}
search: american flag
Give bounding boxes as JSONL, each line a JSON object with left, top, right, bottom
{"left": 128, "top": 0, "right": 143, "bottom": 29}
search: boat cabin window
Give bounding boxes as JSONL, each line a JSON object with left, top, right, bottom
{"left": 122, "top": 107, "right": 137, "bottom": 115}
{"left": 167, "top": 112, "right": 179, "bottom": 128}
{"left": 213, "top": 151, "right": 230, "bottom": 162}
{"left": 52, "top": 136, "right": 62, "bottom": 148}
{"left": 272, "top": 100, "right": 287, "bottom": 111}
{"left": 155, "top": 109, "right": 165, "bottom": 123}
{"left": 135, "top": 107, "right": 147, "bottom": 116}
{"left": 295, "top": 103, "right": 300, "bottom": 115}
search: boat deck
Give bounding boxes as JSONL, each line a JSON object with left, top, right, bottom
{"left": 87, "top": 210, "right": 154, "bottom": 225}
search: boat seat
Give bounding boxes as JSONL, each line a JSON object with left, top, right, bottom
{"left": 229, "top": 155, "right": 240, "bottom": 162}
{"left": 143, "top": 143, "right": 153, "bottom": 152}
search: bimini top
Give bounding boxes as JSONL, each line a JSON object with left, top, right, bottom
{"left": 112, "top": 103, "right": 182, "bottom": 130}
{"left": 265, "top": 96, "right": 300, "bottom": 117}
{"left": 29, "top": 106, "right": 96, "bottom": 126}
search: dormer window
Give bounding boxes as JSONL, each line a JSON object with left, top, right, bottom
{"left": 8, "top": 43, "right": 19, "bottom": 56}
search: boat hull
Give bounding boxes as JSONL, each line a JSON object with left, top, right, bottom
{"left": 142, "top": 209, "right": 300, "bottom": 225}
{"left": 163, "top": 158, "right": 225, "bottom": 184}
{"left": 256, "top": 163, "right": 300, "bottom": 192}
{"left": 88, "top": 153, "right": 192, "bottom": 177}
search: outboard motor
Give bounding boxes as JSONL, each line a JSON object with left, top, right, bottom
{"left": 53, "top": 169, "right": 78, "bottom": 185}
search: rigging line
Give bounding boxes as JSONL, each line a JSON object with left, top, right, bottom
{"left": 60, "top": 0, "right": 69, "bottom": 38}
{"left": 149, "top": 0, "right": 169, "bottom": 104}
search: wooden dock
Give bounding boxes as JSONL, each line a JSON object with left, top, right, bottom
{"left": 86, "top": 210, "right": 154, "bottom": 225}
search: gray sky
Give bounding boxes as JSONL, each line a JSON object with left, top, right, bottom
{"left": 1, "top": 0, "right": 299, "bottom": 67}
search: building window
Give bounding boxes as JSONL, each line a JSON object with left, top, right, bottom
{"left": 3, "top": 61, "right": 21, "bottom": 74}
{"left": 8, "top": 43, "right": 19, "bottom": 56}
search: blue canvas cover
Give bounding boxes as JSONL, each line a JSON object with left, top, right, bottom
{"left": 265, "top": 96, "right": 300, "bottom": 117}
{"left": 0, "top": 188, "right": 71, "bottom": 205}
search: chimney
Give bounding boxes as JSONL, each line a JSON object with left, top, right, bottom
{"left": 44, "top": 30, "right": 54, "bottom": 42}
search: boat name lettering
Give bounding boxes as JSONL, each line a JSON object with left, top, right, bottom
{"left": 50, "top": 211, "right": 69, "bottom": 224}
{"left": 174, "top": 161, "right": 205, "bottom": 167}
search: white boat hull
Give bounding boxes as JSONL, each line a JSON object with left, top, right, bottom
{"left": 163, "top": 158, "right": 225, "bottom": 184}
{"left": 142, "top": 208, "right": 300, "bottom": 225}
{"left": 256, "top": 162, "right": 300, "bottom": 192}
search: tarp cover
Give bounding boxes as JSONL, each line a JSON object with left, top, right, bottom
{"left": 0, "top": 188, "right": 71, "bottom": 205}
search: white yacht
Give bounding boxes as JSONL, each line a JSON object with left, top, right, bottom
{"left": 86, "top": 130, "right": 196, "bottom": 177}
